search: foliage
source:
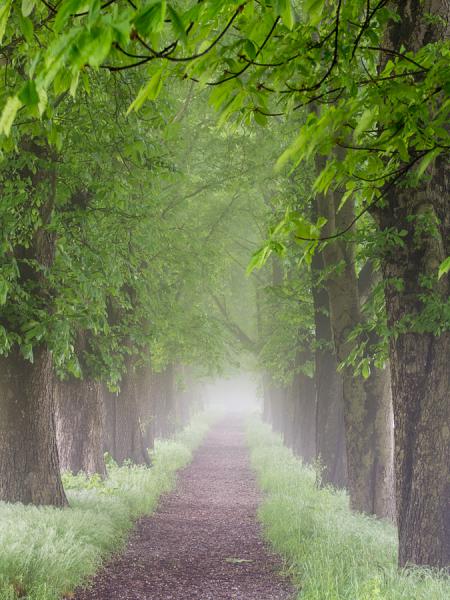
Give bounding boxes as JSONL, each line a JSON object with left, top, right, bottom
{"left": 2, "top": 0, "right": 448, "bottom": 377}
{"left": 247, "top": 419, "right": 450, "bottom": 600}
{"left": 0, "top": 63, "right": 262, "bottom": 383}
{"left": 0, "top": 410, "right": 215, "bottom": 600}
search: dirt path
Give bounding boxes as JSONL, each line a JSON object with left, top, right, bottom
{"left": 73, "top": 417, "right": 294, "bottom": 599}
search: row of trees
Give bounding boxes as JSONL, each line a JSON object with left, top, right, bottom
{"left": 0, "top": 56, "right": 265, "bottom": 507}
{"left": 0, "top": 0, "right": 448, "bottom": 571}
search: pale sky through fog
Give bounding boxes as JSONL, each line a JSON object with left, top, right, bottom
{"left": 203, "top": 373, "right": 260, "bottom": 413}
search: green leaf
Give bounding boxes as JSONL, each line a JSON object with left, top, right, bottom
{"left": 111, "top": 16, "right": 132, "bottom": 47}
{"left": 254, "top": 110, "right": 267, "bottom": 127}
{"left": 17, "top": 10, "right": 34, "bottom": 44}
{"left": 20, "top": 344, "right": 34, "bottom": 363}
{"left": 21, "top": 0, "right": 35, "bottom": 17}
{"left": 275, "top": 0, "right": 294, "bottom": 30}
{"left": 313, "top": 162, "right": 337, "bottom": 193}
{"left": 275, "top": 128, "right": 309, "bottom": 171}
{"left": 134, "top": 1, "right": 167, "bottom": 36}
{"left": 247, "top": 245, "right": 272, "bottom": 274}
{"left": 416, "top": 148, "right": 441, "bottom": 180}
{"left": 0, "top": 280, "right": 8, "bottom": 305}
{"left": 0, "top": 96, "right": 23, "bottom": 136}
{"left": 127, "top": 69, "right": 163, "bottom": 114}
{"left": 167, "top": 5, "right": 187, "bottom": 44}
{"left": 0, "top": 0, "right": 12, "bottom": 45}
{"left": 354, "top": 108, "right": 377, "bottom": 139}
{"left": 438, "top": 256, "right": 450, "bottom": 280}
{"left": 18, "top": 80, "right": 39, "bottom": 106}
{"left": 217, "top": 91, "right": 244, "bottom": 127}
{"left": 361, "top": 361, "right": 371, "bottom": 379}
{"left": 83, "top": 26, "right": 113, "bottom": 68}
{"left": 244, "top": 40, "right": 256, "bottom": 60}
{"left": 303, "top": 0, "right": 324, "bottom": 26}
{"left": 54, "top": 0, "right": 83, "bottom": 33}
{"left": 81, "top": 71, "right": 91, "bottom": 94}
{"left": 294, "top": 219, "right": 313, "bottom": 240}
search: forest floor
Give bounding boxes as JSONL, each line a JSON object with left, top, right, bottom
{"left": 71, "top": 416, "right": 294, "bottom": 600}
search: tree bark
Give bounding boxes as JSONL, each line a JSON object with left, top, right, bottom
{"left": 104, "top": 357, "right": 151, "bottom": 466}
{"left": 152, "top": 366, "right": 177, "bottom": 438}
{"left": 55, "top": 377, "right": 106, "bottom": 476}
{"left": 319, "top": 192, "right": 394, "bottom": 517}
{"left": 0, "top": 347, "right": 67, "bottom": 506}
{"left": 0, "top": 139, "right": 67, "bottom": 506}
{"left": 314, "top": 348, "right": 348, "bottom": 488}
{"left": 372, "top": 0, "right": 450, "bottom": 568}
{"left": 136, "top": 366, "right": 155, "bottom": 451}
{"left": 268, "top": 382, "right": 287, "bottom": 436}
{"left": 282, "top": 384, "right": 296, "bottom": 449}
{"left": 174, "top": 365, "right": 196, "bottom": 428}
{"left": 364, "top": 361, "right": 395, "bottom": 520}
{"left": 102, "top": 386, "right": 116, "bottom": 458}
{"left": 291, "top": 361, "right": 317, "bottom": 464}
{"left": 311, "top": 250, "right": 347, "bottom": 487}
{"left": 380, "top": 183, "right": 450, "bottom": 564}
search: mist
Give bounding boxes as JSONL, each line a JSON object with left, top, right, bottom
{"left": 202, "top": 373, "right": 260, "bottom": 414}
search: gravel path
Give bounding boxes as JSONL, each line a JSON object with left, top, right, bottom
{"left": 72, "top": 416, "right": 294, "bottom": 599}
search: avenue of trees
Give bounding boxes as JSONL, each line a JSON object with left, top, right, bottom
{"left": 0, "top": 0, "right": 449, "bottom": 573}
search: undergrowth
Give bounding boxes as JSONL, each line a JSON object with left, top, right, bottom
{"left": 0, "top": 412, "right": 215, "bottom": 600}
{"left": 247, "top": 420, "right": 450, "bottom": 600}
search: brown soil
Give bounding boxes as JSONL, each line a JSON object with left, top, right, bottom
{"left": 72, "top": 416, "right": 294, "bottom": 599}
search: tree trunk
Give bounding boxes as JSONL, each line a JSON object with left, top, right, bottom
{"left": 291, "top": 365, "right": 316, "bottom": 464}
{"left": 174, "top": 365, "right": 196, "bottom": 428}
{"left": 136, "top": 366, "right": 155, "bottom": 451}
{"left": 105, "top": 358, "right": 151, "bottom": 466}
{"left": 283, "top": 384, "right": 297, "bottom": 449}
{"left": 0, "top": 140, "right": 66, "bottom": 506}
{"left": 311, "top": 210, "right": 347, "bottom": 488}
{"left": 153, "top": 366, "right": 177, "bottom": 438}
{"left": 372, "top": 0, "right": 450, "bottom": 568}
{"left": 314, "top": 343, "right": 347, "bottom": 488}
{"left": 364, "top": 359, "right": 396, "bottom": 521}
{"left": 381, "top": 202, "right": 450, "bottom": 564}
{"left": 268, "top": 382, "right": 286, "bottom": 436}
{"left": 55, "top": 377, "right": 106, "bottom": 476}
{"left": 319, "top": 192, "right": 394, "bottom": 517}
{"left": 102, "top": 386, "right": 117, "bottom": 457}
{"left": 0, "top": 347, "right": 67, "bottom": 506}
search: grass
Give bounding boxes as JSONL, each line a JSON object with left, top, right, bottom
{"left": 247, "top": 419, "right": 450, "bottom": 600}
{"left": 0, "top": 411, "right": 215, "bottom": 600}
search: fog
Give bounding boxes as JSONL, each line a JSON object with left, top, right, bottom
{"left": 202, "top": 372, "right": 260, "bottom": 414}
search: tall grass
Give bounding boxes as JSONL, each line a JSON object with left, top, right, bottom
{"left": 0, "top": 412, "right": 215, "bottom": 600}
{"left": 247, "top": 420, "right": 450, "bottom": 600}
